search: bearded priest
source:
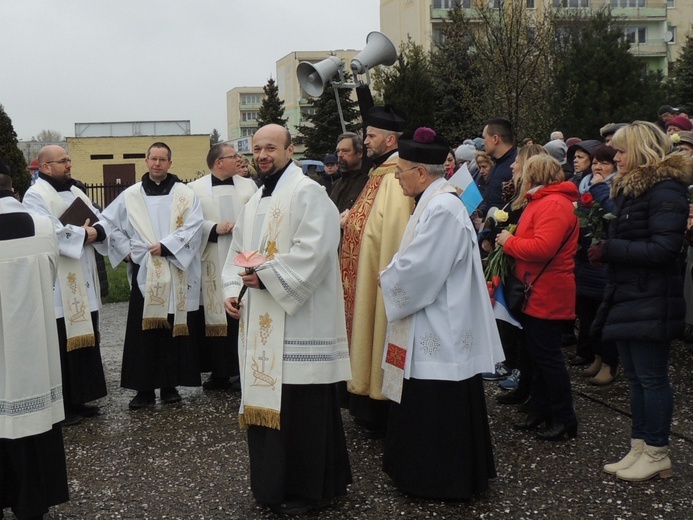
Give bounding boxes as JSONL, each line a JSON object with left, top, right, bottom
{"left": 379, "top": 127, "right": 504, "bottom": 500}
{"left": 222, "top": 124, "right": 352, "bottom": 515}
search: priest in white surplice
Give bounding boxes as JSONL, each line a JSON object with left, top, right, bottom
{"left": 189, "top": 143, "right": 257, "bottom": 390}
{"left": 222, "top": 124, "right": 351, "bottom": 515}
{"left": 0, "top": 161, "right": 69, "bottom": 519}
{"left": 101, "top": 142, "right": 204, "bottom": 410}
{"left": 23, "top": 145, "right": 109, "bottom": 426}
{"left": 378, "top": 128, "right": 504, "bottom": 500}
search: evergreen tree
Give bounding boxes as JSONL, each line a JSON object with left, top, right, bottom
{"left": 297, "top": 76, "right": 360, "bottom": 159}
{"left": 372, "top": 39, "right": 435, "bottom": 132}
{"left": 256, "top": 77, "right": 288, "bottom": 128}
{"left": 551, "top": 10, "right": 663, "bottom": 139}
{"left": 209, "top": 128, "right": 222, "bottom": 146}
{"left": 667, "top": 35, "right": 693, "bottom": 110}
{"left": 0, "top": 104, "right": 29, "bottom": 197}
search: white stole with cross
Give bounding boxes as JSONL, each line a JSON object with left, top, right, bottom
{"left": 381, "top": 180, "right": 457, "bottom": 403}
{"left": 31, "top": 181, "right": 98, "bottom": 351}
{"left": 124, "top": 184, "right": 193, "bottom": 336}
{"left": 236, "top": 168, "right": 307, "bottom": 430}
{"left": 190, "top": 175, "right": 256, "bottom": 336}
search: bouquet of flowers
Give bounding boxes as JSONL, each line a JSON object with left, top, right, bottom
{"left": 574, "top": 193, "right": 615, "bottom": 245}
{"left": 484, "top": 223, "right": 517, "bottom": 304}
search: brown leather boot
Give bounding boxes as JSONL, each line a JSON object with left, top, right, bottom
{"left": 589, "top": 363, "right": 619, "bottom": 386}
{"left": 581, "top": 355, "right": 602, "bottom": 377}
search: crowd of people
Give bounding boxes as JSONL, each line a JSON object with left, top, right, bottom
{"left": 1, "top": 102, "right": 691, "bottom": 518}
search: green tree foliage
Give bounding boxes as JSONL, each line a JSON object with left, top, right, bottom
{"left": 551, "top": 9, "right": 662, "bottom": 139}
{"left": 666, "top": 35, "right": 693, "bottom": 110}
{"left": 0, "top": 104, "right": 29, "bottom": 196}
{"left": 257, "top": 77, "right": 288, "bottom": 128}
{"left": 430, "top": 7, "right": 488, "bottom": 145}
{"left": 373, "top": 39, "right": 436, "bottom": 132}
{"left": 209, "top": 128, "right": 222, "bottom": 146}
{"left": 297, "top": 77, "right": 360, "bottom": 159}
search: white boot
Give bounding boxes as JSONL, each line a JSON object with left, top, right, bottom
{"left": 603, "top": 438, "right": 644, "bottom": 475}
{"left": 616, "top": 443, "right": 673, "bottom": 481}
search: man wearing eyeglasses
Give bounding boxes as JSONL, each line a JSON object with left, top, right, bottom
{"left": 101, "top": 142, "right": 204, "bottom": 410}
{"left": 188, "top": 143, "right": 257, "bottom": 391}
{"left": 23, "top": 145, "right": 110, "bottom": 427}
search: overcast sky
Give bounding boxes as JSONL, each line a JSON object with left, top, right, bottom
{"left": 0, "top": 0, "right": 380, "bottom": 141}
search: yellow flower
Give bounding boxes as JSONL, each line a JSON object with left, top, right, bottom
{"left": 494, "top": 209, "right": 509, "bottom": 223}
{"left": 672, "top": 133, "right": 681, "bottom": 144}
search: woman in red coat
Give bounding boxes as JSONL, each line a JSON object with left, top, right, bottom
{"left": 497, "top": 154, "right": 579, "bottom": 441}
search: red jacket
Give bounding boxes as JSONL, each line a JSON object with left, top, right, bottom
{"left": 503, "top": 181, "right": 579, "bottom": 320}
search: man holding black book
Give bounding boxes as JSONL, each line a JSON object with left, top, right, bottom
{"left": 23, "top": 145, "right": 109, "bottom": 426}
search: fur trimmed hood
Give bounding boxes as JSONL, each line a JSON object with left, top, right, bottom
{"left": 611, "top": 153, "right": 693, "bottom": 198}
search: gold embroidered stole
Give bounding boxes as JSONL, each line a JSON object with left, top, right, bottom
{"left": 340, "top": 161, "right": 397, "bottom": 343}
{"left": 32, "top": 182, "right": 96, "bottom": 351}
{"left": 237, "top": 170, "right": 307, "bottom": 430}
{"left": 124, "top": 184, "right": 193, "bottom": 336}
{"left": 191, "top": 177, "right": 255, "bottom": 336}
{"left": 381, "top": 181, "right": 456, "bottom": 403}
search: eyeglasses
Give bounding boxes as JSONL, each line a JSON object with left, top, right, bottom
{"left": 220, "top": 154, "right": 240, "bottom": 161}
{"left": 395, "top": 165, "right": 420, "bottom": 176}
{"left": 47, "top": 158, "right": 72, "bottom": 165}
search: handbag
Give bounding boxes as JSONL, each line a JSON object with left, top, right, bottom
{"left": 503, "top": 222, "right": 578, "bottom": 316}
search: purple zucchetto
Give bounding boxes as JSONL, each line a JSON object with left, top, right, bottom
{"left": 398, "top": 127, "right": 450, "bottom": 165}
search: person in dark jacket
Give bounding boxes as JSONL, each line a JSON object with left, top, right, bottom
{"left": 497, "top": 155, "right": 580, "bottom": 441}
{"left": 319, "top": 154, "right": 340, "bottom": 196}
{"left": 330, "top": 132, "right": 369, "bottom": 216}
{"left": 590, "top": 121, "right": 693, "bottom": 482}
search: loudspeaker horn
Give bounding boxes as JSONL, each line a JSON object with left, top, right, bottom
{"left": 350, "top": 31, "right": 397, "bottom": 75}
{"left": 297, "top": 56, "right": 343, "bottom": 97}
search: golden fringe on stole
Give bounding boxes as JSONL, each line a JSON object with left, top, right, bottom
{"left": 142, "top": 318, "right": 171, "bottom": 330}
{"left": 173, "top": 324, "right": 189, "bottom": 337}
{"left": 238, "top": 406, "right": 281, "bottom": 430}
{"left": 66, "top": 334, "right": 96, "bottom": 352}
{"left": 205, "top": 324, "right": 228, "bottom": 337}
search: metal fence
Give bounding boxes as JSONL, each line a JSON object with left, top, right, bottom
{"left": 83, "top": 183, "right": 131, "bottom": 210}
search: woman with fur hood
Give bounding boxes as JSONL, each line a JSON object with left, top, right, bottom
{"left": 589, "top": 121, "right": 693, "bottom": 482}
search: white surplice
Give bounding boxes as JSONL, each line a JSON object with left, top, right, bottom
{"left": 23, "top": 178, "right": 110, "bottom": 319}
{"left": 101, "top": 181, "right": 204, "bottom": 312}
{"left": 222, "top": 163, "right": 351, "bottom": 386}
{"left": 0, "top": 198, "right": 64, "bottom": 439}
{"left": 380, "top": 178, "right": 504, "bottom": 382}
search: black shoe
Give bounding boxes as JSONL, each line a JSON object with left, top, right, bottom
{"left": 536, "top": 420, "right": 578, "bottom": 441}
{"left": 160, "top": 387, "right": 182, "bottom": 404}
{"left": 70, "top": 404, "right": 100, "bottom": 417}
{"left": 129, "top": 391, "right": 155, "bottom": 410}
{"left": 496, "top": 390, "right": 530, "bottom": 405}
{"left": 513, "top": 412, "right": 547, "bottom": 431}
{"left": 230, "top": 376, "right": 242, "bottom": 392}
{"left": 517, "top": 399, "right": 531, "bottom": 413}
{"left": 202, "top": 376, "right": 231, "bottom": 390}
{"left": 569, "top": 355, "right": 592, "bottom": 366}
{"left": 61, "top": 413, "right": 84, "bottom": 427}
{"left": 362, "top": 427, "right": 386, "bottom": 440}
{"left": 269, "top": 497, "right": 331, "bottom": 515}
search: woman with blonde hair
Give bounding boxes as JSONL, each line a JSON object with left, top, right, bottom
{"left": 496, "top": 154, "right": 580, "bottom": 440}
{"left": 590, "top": 121, "right": 693, "bottom": 481}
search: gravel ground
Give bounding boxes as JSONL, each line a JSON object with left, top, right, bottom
{"left": 5, "top": 301, "right": 692, "bottom": 519}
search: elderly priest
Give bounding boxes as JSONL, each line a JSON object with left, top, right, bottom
{"left": 379, "top": 127, "right": 504, "bottom": 500}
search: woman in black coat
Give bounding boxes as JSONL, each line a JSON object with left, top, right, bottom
{"left": 589, "top": 121, "right": 693, "bottom": 482}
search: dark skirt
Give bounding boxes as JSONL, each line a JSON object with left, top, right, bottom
{"left": 384, "top": 375, "right": 496, "bottom": 500}
{"left": 0, "top": 424, "right": 69, "bottom": 519}
{"left": 57, "top": 311, "right": 108, "bottom": 407}
{"left": 195, "top": 307, "right": 240, "bottom": 379}
{"left": 120, "top": 264, "right": 201, "bottom": 391}
{"left": 247, "top": 383, "right": 352, "bottom": 505}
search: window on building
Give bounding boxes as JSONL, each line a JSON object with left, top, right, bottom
{"left": 90, "top": 154, "right": 114, "bottom": 160}
{"left": 433, "top": 0, "right": 470, "bottom": 7}
{"left": 527, "top": 0, "right": 536, "bottom": 8}
{"left": 242, "top": 111, "right": 258, "bottom": 122}
{"left": 667, "top": 25, "right": 676, "bottom": 44}
{"left": 241, "top": 94, "right": 261, "bottom": 105}
{"left": 667, "top": 0, "right": 675, "bottom": 8}
{"left": 123, "top": 153, "right": 146, "bottom": 159}
{"left": 553, "top": 0, "right": 589, "bottom": 6}
{"left": 624, "top": 26, "right": 647, "bottom": 44}
{"left": 241, "top": 128, "right": 255, "bottom": 137}
{"left": 610, "top": 0, "right": 645, "bottom": 6}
